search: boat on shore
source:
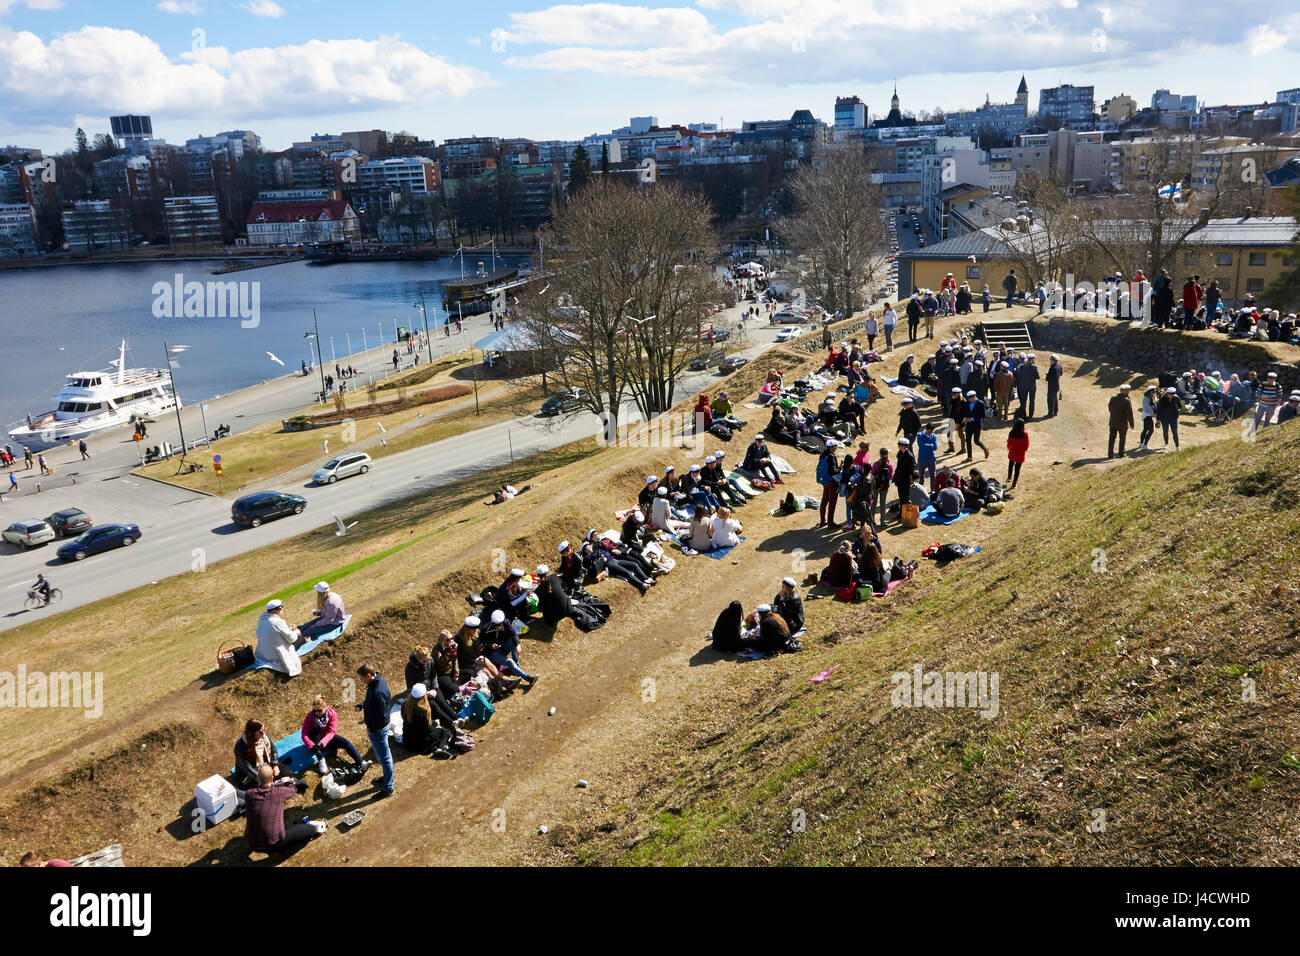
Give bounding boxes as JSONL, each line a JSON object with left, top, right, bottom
{"left": 7, "top": 340, "right": 179, "bottom": 449}
{"left": 442, "top": 265, "right": 520, "bottom": 316}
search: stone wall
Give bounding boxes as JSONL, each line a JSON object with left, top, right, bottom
{"left": 1026, "top": 312, "right": 1299, "bottom": 394}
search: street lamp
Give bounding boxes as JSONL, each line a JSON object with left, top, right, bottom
{"left": 305, "top": 309, "right": 327, "bottom": 398}
{"left": 163, "top": 342, "right": 189, "bottom": 455}
{"left": 414, "top": 281, "right": 435, "bottom": 364}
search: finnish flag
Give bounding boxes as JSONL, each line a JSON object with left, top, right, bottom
{"left": 1157, "top": 181, "right": 1183, "bottom": 201}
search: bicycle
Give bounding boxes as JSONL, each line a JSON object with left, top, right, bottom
{"left": 24, "top": 588, "right": 62, "bottom": 611}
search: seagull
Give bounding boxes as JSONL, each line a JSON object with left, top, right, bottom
{"left": 321, "top": 440, "right": 328, "bottom": 454}
{"left": 266, "top": 351, "right": 285, "bottom": 366}
{"left": 333, "top": 514, "right": 358, "bottom": 536}
{"left": 380, "top": 438, "right": 388, "bottom": 447}
{"left": 968, "top": 255, "right": 978, "bottom": 262}
{"left": 416, "top": 411, "right": 423, "bottom": 419}
{"left": 376, "top": 421, "right": 386, "bottom": 433}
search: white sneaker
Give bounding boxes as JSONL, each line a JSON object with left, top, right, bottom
{"left": 317, "top": 758, "right": 328, "bottom": 773}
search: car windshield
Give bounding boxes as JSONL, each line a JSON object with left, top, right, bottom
{"left": 73, "top": 529, "right": 97, "bottom": 542}
{"left": 321, "top": 458, "right": 341, "bottom": 469}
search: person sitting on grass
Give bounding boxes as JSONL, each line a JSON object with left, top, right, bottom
{"left": 710, "top": 601, "right": 746, "bottom": 653}
{"left": 935, "top": 477, "right": 965, "bottom": 518}
{"left": 681, "top": 463, "right": 722, "bottom": 511}
{"left": 234, "top": 718, "right": 282, "bottom": 790}
{"left": 254, "top": 599, "right": 303, "bottom": 677}
{"left": 752, "top": 604, "right": 795, "bottom": 655}
{"left": 962, "top": 469, "right": 992, "bottom": 509}
{"left": 300, "top": 581, "right": 345, "bottom": 637}
{"left": 243, "top": 764, "right": 324, "bottom": 857}
{"left": 702, "top": 455, "right": 747, "bottom": 508}
{"left": 858, "top": 544, "right": 890, "bottom": 595}
{"left": 301, "top": 694, "right": 369, "bottom": 776}
{"left": 687, "top": 504, "right": 714, "bottom": 552}
{"left": 908, "top": 470, "right": 931, "bottom": 510}
{"left": 481, "top": 609, "right": 540, "bottom": 688}
{"left": 710, "top": 450, "right": 756, "bottom": 503}
{"left": 401, "top": 684, "right": 456, "bottom": 759}
{"left": 709, "top": 506, "right": 743, "bottom": 550}
{"left": 693, "top": 394, "right": 714, "bottom": 432}
{"left": 651, "top": 486, "right": 692, "bottom": 534}
{"left": 821, "top": 540, "right": 858, "bottom": 589}
{"left": 771, "top": 577, "right": 804, "bottom": 633}
{"left": 743, "top": 434, "right": 783, "bottom": 484}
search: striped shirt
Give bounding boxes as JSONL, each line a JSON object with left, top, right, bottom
{"left": 1259, "top": 382, "right": 1283, "bottom": 407}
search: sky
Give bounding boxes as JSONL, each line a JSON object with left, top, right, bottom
{"left": 2, "top": 0, "right": 1299, "bottom": 154}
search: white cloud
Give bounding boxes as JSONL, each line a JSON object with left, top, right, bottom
{"left": 0, "top": 0, "right": 64, "bottom": 12}
{"left": 465, "top": 35, "right": 482, "bottom": 46}
{"left": 156, "top": 0, "right": 202, "bottom": 13}
{"left": 0, "top": 27, "right": 493, "bottom": 127}
{"left": 243, "top": 0, "right": 285, "bottom": 17}
{"left": 502, "top": 3, "right": 713, "bottom": 47}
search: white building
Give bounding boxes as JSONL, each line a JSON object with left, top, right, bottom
{"left": 245, "top": 199, "right": 360, "bottom": 247}
{"left": 61, "top": 200, "right": 131, "bottom": 252}
{"left": 163, "top": 195, "right": 222, "bottom": 245}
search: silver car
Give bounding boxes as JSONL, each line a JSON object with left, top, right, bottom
{"left": 4, "top": 519, "right": 56, "bottom": 548}
{"left": 312, "top": 452, "right": 372, "bottom": 484}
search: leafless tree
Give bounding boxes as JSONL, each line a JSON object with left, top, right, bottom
{"left": 784, "top": 144, "right": 889, "bottom": 315}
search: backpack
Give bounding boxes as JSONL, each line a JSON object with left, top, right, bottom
{"left": 453, "top": 729, "right": 475, "bottom": 753}
{"left": 709, "top": 421, "right": 733, "bottom": 442}
{"left": 936, "top": 542, "right": 978, "bottom": 562}
{"left": 469, "top": 691, "right": 495, "bottom": 724}
{"left": 750, "top": 478, "right": 773, "bottom": 491}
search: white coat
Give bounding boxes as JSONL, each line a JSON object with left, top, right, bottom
{"left": 255, "top": 611, "right": 302, "bottom": 677}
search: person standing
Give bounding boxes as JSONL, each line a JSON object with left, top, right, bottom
{"left": 906, "top": 294, "right": 922, "bottom": 341}
{"left": 992, "top": 362, "right": 1014, "bottom": 420}
{"left": 1005, "top": 417, "right": 1029, "bottom": 488}
{"left": 357, "top": 663, "right": 394, "bottom": 799}
{"left": 822, "top": 322, "right": 833, "bottom": 349}
{"left": 864, "top": 313, "right": 879, "bottom": 352}
{"left": 816, "top": 440, "right": 842, "bottom": 529}
{"left": 881, "top": 304, "right": 897, "bottom": 352}
{"left": 1254, "top": 371, "right": 1284, "bottom": 429}
{"left": 893, "top": 438, "right": 916, "bottom": 512}
{"left": 1002, "top": 269, "right": 1018, "bottom": 309}
{"left": 1139, "top": 385, "right": 1157, "bottom": 449}
{"left": 1108, "top": 384, "right": 1135, "bottom": 459}
{"left": 1015, "top": 354, "right": 1040, "bottom": 419}
{"left": 916, "top": 423, "right": 938, "bottom": 487}
{"left": 1045, "top": 355, "right": 1063, "bottom": 418}
{"left": 962, "top": 390, "right": 990, "bottom": 461}
{"left": 78, "top": 439, "right": 91, "bottom": 461}
{"left": 896, "top": 397, "right": 921, "bottom": 451}
{"left": 1035, "top": 281, "right": 1047, "bottom": 314}
{"left": 1156, "top": 386, "right": 1182, "bottom": 450}
{"left": 981, "top": 285, "right": 992, "bottom": 313}
{"left": 870, "top": 448, "right": 893, "bottom": 527}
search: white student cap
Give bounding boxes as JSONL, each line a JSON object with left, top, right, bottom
{"left": 782, "top": 577, "right": 796, "bottom": 587}
{"left": 756, "top": 604, "right": 772, "bottom": 613}
{"left": 536, "top": 564, "right": 549, "bottom": 575}
{"left": 464, "top": 615, "right": 480, "bottom": 628}
{"left": 265, "top": 599, "right": 283, "bottom": 611}
{"left": 313, "top": 581, "right": 330, "bottom": 593}
{"left": 491, "top": 609, "right": 506, "bottom": 623}
{"left": 557, "top": 541, "right": 570, "bottom": 553}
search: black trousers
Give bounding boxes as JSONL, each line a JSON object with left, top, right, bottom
{"left": 1140, "top": 417, "right": 1155, "bottom": 445}
{"left": 1108, "top": 426, "right": 1128, "bottom": 458}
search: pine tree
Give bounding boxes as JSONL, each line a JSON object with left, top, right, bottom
{"left": 74, "top": 127, "right": 92, "bottom": 174}
{"left": 568, "top": 145, "right": 591, "bottom": 195}
{"left": 600, "top": 142, "right": 610, "bottom": 181}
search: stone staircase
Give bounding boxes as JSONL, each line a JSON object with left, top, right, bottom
{"left": 978, "top": 320, "right": 1034, "bottom": 352}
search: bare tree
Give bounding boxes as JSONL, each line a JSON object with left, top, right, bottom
{"left": 784, "top": 144, "right": 889, "bottom": 316}
{"left": 989, "top": 174, "right": 1087, "bottom": 284}
{"left": 510, "top": 182, "right": 720, "bottom": 437}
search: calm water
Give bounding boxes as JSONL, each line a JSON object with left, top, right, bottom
{"left": 0, "top": 255, "right": 523, "bottom": 421}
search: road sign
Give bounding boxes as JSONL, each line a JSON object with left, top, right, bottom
{"left": 201, "top": 403, "right": 209, "bottom": 411}
{"left": 133, "top": 433, "right": 142, "bottom": 442}
{"left": 213, "top": 454, "right": 221, "bottom": 463}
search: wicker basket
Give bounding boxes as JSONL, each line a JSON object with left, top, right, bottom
{"left": 217, "top": 639, "right": 250, "bottom": 674}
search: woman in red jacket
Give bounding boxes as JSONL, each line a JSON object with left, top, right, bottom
{"left": 1005, "top": 417, "right": 1029, "bottom": 488}
{"left": 301, "top": 694, "right": 369, "bottom": 775}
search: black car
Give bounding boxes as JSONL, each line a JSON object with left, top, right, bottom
{"left": 718, "top": 356, "right": 750, "bottom": 374}
{"left": 689, "top": 349, "right": 726, "bottom": 371}
{"left": 46, "top": 508, "right": 93, "bottom": 538}
{"left": 231, "top": 491, "right": 307, "bottom": 528}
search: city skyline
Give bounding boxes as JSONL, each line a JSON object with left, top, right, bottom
{"left": 2, "top": 0, "right": 1298, "bottom": 153}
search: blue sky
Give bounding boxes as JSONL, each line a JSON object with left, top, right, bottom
{"left": 2, "top": 0, "right": 1298, "bottom": 154}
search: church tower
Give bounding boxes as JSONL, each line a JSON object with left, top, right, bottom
{"left": 1015, "top": 75, "right": 1029, "bottom": 113}
{"left": 891, "top": 82, "right": 900, "bottom": 115}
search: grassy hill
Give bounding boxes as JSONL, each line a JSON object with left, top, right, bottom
{"left": 548, "top": 425, "right": 1300, "bottom": 866}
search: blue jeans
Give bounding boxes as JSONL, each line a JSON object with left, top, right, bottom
{"left": 489, "top": 650, "right": 534, "bottom": 680}
{"left": 367, "top": 729, "right": 394, "bottom": 794}
{"left": 919, "top": 459, "right": 936, "bottom": 485}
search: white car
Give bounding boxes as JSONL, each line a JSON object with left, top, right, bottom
{"left": 312, "top": 452, "right": 372, "bottom": 484}
{"left": 774, "top": 325, "right": 803, "bottom": 343}
{"left": 3, "top": 519, "right": 56, "bottom": 548}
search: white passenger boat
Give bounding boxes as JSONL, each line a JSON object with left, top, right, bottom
{"left": 7, "top": 340, "right": 179, "bottom": 448}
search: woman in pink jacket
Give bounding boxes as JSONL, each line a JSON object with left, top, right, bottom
{"left": 301, "top": 695, "right": 369, "bottom": 775}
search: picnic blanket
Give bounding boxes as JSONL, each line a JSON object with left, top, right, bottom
{"left": 690, "top": 536, "right": 744, "bottom": 559}
{"left": 250, "top": 614, "right": 353, "bottom": 671}
{"left": 889, "top": 384, "right": 935, "bottom": 406}
{"left": 919, "top": 505, "right": 974, "bottom": 525}
{"left": 769, "top": 454, "right": 796, "bottom": 474}
{"left": 729, "top": 628, "right": 807, "bottom": 660}
{"left": 727, "top": 470, "right": 763, "bottom": 495}
{"left": 874, "top": 577, "right": 907, "bottom": 597}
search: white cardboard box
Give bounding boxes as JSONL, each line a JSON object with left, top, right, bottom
{"left": 195, "top": 775, "right": 238, "bottom": 826}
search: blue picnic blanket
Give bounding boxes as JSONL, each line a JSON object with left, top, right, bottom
{"left": 250, "top": 614, "right": 353, "bottom": 671}
{"left": 694, "top": 536, "right": 744, "bottom": 559}
{"left": 920, "top": 506, "right": 974, "bottom": 525}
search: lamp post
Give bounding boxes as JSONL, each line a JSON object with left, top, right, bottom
{"left": 305, "top": 309, "right": 326, "bottom": 398}
{"left": 415, "top": 282, "right": 434, "bottom": 364}
{"left": 163, "top": 342, "right": 189, "bottom": 455}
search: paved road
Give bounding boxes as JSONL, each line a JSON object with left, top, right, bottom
{"left": 0, "top": 312, "right": 796, "bottom": 629}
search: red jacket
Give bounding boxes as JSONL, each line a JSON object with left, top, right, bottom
{"left": 1182, "top": 282, "right": 1201, "bottom": 310}
{"left": 1006, "top": 434, "right": 1029, "bottom": 464}
{"left": 301, "top": 707, "right": 338, "bottom": 750}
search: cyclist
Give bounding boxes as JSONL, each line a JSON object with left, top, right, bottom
{"left": 33, "top": 574, "right": 51, "bottom": 605}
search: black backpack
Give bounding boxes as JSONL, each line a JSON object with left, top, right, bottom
{"left": 709, "top": 421, "right": 733, "bottom": 441}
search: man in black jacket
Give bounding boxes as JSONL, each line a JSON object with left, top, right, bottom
{"left": 357, "top": 664, "right": 394, "bottom": 798}
{"left": 905, "top": 295, "right": 922, "bottom": 341}
{"left": 896, "top": 398, "right": 922, "bottom": 450}
{"left": 771, "top": 578, "right": 805, "bottom": 633}
{"left": 1045, "top": 355, "right": 1063, "bottom": 418}
{"left": 1014, "top": 354, "right": 1040, "bottom": 419}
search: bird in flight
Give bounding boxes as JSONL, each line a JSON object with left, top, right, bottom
{"left": 321, "top": 440, "right": 328, "bottom": 454}
{"left": 333, "top": 514, "right": 358, "bottom": 536}
{"left": 267, "top": 351, "right": 285, "bottom": 366}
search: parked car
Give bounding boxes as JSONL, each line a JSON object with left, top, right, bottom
{"left": 56, "top": 523, "right": 141, "bottom": 561}
{"left": 775, "top": 325, "right": 803, "bottom": 343}
{"left": 45, "top": 508, "right": 93, "bottom": 538}
{"left": 232, "top": 491, "right": 307, "bottom": 528}
{"left": 3, "top": 519, "right": 56, "bottom": 549}
{"left": 771, "top": 310, "right": 803, "bottom": 325}
{"left": 707, "top": 327, "right": 731, "bottom": 342}
{"left": 312, "top": 452, "right": 372, "bottom": 484}
{"left": 539, "top": 387, "right": 586, "bottom": 416}
{"left": 689, "top": 349, "right": 727, "bottom": 371}
{"left": 718, "top": 356, "right": 750, "bottom": 374}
